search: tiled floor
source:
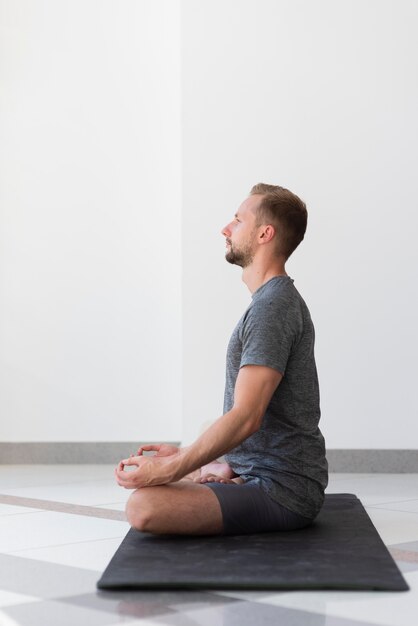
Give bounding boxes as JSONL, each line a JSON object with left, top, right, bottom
{"left": 0, "top": 467, "right": 417, "bottom": 626}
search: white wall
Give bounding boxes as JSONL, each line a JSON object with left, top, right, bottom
{"left": 181, "top": 0, "right": 418, "bottom": 448}
{"left": 1, "top": 1, "right": 417, "bottom": 450}
{"left": 0, "top": 0, "right": 182, "bottom": 441}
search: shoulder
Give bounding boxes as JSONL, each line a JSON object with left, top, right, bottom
{"left": 245, "top": 279, "right": 310, "bottom": 337}
{"left": 250, "top": 278, "right": 300, "bottom": 316}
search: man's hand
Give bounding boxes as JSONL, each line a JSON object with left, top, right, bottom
{"left": 115, "top": 443, "right": 180, "bottom": 489}
{"left": 137, "top": 443, "right": 180, "bottom": 457}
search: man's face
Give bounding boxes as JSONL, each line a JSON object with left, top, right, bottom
{"left": 221, "top": 195, "right": 260, "bottom": 268}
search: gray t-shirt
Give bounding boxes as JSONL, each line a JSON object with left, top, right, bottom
{"left": 224, "top": 275, "right": 328, "bottom": 519}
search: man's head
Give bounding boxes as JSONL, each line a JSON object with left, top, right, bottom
{"left": 249, "top": 183, "right": 307, "bottom": 261}
{"left": 221, "top": 183, "right": 307, "bottom": 267}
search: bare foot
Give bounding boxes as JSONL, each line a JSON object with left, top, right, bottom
{"left": 200, "top": 473, "right": 244, "bottom": 485}
{"left": 181, "top": 468, "right": 201, "bottom": 482}
{"left": 200, "top": 460, "right": 236, "bottom": 482}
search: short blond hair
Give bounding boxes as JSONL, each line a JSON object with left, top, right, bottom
{"left": 250, "top": 183, "right": 307, "bottom": 259}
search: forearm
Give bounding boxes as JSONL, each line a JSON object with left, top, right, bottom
{"left": 116, "top": 365, "right": 280, "bottom": 490}
{"left": 171, "top": 408, "right": 258, "bottom": 482}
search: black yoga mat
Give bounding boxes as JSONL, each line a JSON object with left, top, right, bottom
{"left": 97, "top": 493, "right": 409, "bottom": 591}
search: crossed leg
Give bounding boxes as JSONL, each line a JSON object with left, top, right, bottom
{"left": 125, "top": 481, "right": 224, "bottom": 535}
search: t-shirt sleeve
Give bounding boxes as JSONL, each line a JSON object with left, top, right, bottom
{"left": 239, "top": 298, "right": 295, "bottom": 375}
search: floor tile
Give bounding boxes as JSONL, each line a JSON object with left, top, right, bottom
{"left": 389, "top": 540, "right": 418, "bottom": 552}
{"left": 0, "top": 590, "right": 41, "bottom": 609}
{"left": 96, "top": 502, "right": 127, "bottom": 512}
{"left": 0, "top": 553, "right": 99, "bottom": 599}
{"left": 249, "top": 571, "right": 418, "bottom": 626}
{"left": 0, "top": 504, "right": 43, "bottom": 516}
{"left": 135, "top": 598, "right": 380, "bottom": 626}
{"left": 326, "top": 474, "right": 418, "bottom": 506}
{"left": 1, "top": 598, "right": 146, "bottom": 626}
{"left": 13, "top": 536, "right": 128, "bottom": 572}
{"left": 370, "top": 499, "right": 418, "bottom": 513}
{"left": 65, "top": 590, "right": 236, "bottom": 622}
{"left": 395, "top": 561, "right": 418, "bottom": 574}
{"left": 0, "top": 478, "right": 128, "bottom": 507}
{"left": 0, "top": 510, "right": 128, "bottom": 553}
{"left": 388, "top": 540, "right": 418, "bottom": 573}
{"left": 0, "top": 494, "right": 125, "bottom": 521}
{"left": 363, "top": 507, "right": 418, "bottom": 544}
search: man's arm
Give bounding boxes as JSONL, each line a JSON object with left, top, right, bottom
{"left": 173, "top": 364, "right": 283, "bottom": 478}
{"left": 115, "top": 364, "right": 282, "bottom": 489}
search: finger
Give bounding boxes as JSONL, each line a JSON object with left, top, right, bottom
{"left": 115, "top": 466, "right": 136, "bottom": 488}
{"left": 120, "top": 456, "right": 140, "bottom": 467}
{"left": 115, "top": 469, "right": 128, "bottom": 487}
{"left": 115, "top": 467, "right": 135, "bottom": 486}
{"left": 115, "top": 467, "right": 128, "bottom": 482}
{"left": 137, "top": 444, "right": 161, "bottom": 455}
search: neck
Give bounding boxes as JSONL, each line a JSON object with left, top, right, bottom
{"left": 242, "top": 258, "right": 288, "bottom": 294}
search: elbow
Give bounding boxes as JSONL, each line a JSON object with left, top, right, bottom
{"left": 233, "top": 407, "right": 263, "bottom": 439}
{"left": 247, "top": 415, "right": 263, "bottom": 437}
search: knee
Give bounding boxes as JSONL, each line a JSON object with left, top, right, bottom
{"left": 125, "top": 490, "right": 153, "bottom": 532}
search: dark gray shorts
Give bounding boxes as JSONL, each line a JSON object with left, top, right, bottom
{"left": 206, "top": 482, "right": 312, "bottom": 535}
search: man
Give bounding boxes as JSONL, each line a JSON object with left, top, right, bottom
{"left": 115, "top": 183, "right": 328, "bottom": 535}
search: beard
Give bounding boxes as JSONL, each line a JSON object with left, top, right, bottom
{"left": 225, "top": 238, "right": 255, "bottom": 268}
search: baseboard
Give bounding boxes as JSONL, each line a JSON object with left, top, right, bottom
{"left": 0, "top": 443, "right": 417, "bottom": 472}
{"left": 325, "top": 449, "right": 418, "bottom": 473}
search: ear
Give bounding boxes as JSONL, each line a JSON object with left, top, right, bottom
{"left": 258, "top": 224, "right": 275, "bottom": 244}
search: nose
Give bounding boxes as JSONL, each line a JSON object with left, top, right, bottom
{"left": 221, "top": 222, "right": 232, "bottom": 237}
